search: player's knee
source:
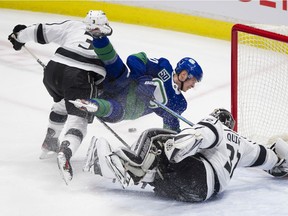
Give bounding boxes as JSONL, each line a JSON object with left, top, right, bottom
{"left": 65, "top": 115, "right": 88, "bottom": 137}
{"left": 49, "top": 111, "right": 68, "bottom": 123}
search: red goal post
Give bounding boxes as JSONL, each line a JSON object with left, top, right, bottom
{"left": 231, "top": 24, "right": 288, "bottom": 144}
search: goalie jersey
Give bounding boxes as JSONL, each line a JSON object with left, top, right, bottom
{"left": 174, "top": 116, "right": 279, "bottom": 195}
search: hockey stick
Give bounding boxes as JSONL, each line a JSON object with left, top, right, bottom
{"left": 152, "top": 99, "right": 194, "bottom": 127}
{"left": 69, "top": 100, "right": 130, "bottom": 148}
{"left": 23, "top": 45, "right": 46, "bottom": 69}
{"left": 24, "top": 46, "right": 130, "bottom": 148}
{"left": 95, "top": 117, "right": 130, "bottom": 148}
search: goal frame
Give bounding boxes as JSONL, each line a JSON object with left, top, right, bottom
{"left": 231, "top": 23, "right": 288, "bottom": 132}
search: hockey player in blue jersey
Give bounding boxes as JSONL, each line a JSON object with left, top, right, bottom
{"left": 72, "top": 10, "right": 203, "bottom": 132}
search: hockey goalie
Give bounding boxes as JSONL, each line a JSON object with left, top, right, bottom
{"left": 83, "top": 109, "right": 288, "bottom": 202}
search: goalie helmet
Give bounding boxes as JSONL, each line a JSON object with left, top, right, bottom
{"left": 175, "top": 57, "right": 203, "bottom": 82}
{"left": 84, "top": 10, "right": 109, "bottom": 30}
{"left": 210, "top": 108, "right": 235, "bottom": 129}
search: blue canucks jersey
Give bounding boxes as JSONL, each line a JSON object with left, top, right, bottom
{"left": 126, "top": 54, "right": 187, "bottom": 131}
{"left": 93, "top": 37, "right": 187, "bottom": 132}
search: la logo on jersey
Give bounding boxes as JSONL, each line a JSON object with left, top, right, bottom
{"left": 158, "top": 69, "right": 170, "bottom": 82}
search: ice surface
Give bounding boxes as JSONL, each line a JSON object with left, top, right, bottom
{"left": 0, "top": 9, "right": 287, "bottom": 216}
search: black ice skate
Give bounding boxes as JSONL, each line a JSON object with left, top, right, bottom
{"left": 57, "top": 142, "right": 73, "bottom": 185}
{"left": 39, "top": 128, "right": 60, "bottom": 159}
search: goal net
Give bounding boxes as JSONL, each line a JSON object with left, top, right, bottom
{"left": 231, "top": 24, "right": 288, "bottom": 145}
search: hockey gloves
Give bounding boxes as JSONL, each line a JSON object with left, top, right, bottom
{"left": 8, "top": 24, "right": 27, "bottom": 51}
{"left": 69, "top": 99, "right": 99, "bottom": 113}
{"left": 136, "top": 75, "right": 156, "bottom": 101}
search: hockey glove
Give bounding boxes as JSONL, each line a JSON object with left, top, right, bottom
{"left": 69, "top": 99, "right": 99, "bottom": 113}
{"left": 8, "top": 24, "right": 27, "bottom": 51}
{"left": 136, "top": 75, "right": 156, "bottom": 101}
{"left": 88, "top": 24, "right": 113, "bottom": 38}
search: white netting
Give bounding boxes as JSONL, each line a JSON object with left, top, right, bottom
{"left": 234, "top": 24, "right": 288, "bottom": 144}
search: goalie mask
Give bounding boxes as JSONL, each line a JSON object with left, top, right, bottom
{"left": 210, "top": 108, "right": 235, "bottom": 129}
{"left": 84, "top": 10, "right": 108, "bottom": 30}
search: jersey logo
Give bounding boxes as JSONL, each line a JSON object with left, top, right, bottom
{"left": 158, "top": 69, "right": 170, "bottom": 82}
{"left": 149, "top": 78, "right": 167, "bottom": 109}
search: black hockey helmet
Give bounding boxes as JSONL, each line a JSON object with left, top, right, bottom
{"left": 210, "top": 108, "right": 235, "bottom": 129}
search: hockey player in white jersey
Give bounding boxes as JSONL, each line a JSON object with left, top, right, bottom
{"left": 84, "top": 108, "right": 288, "bottom": 202}
{"left": 8, "top": 11, "right": 111, "bottom": 184}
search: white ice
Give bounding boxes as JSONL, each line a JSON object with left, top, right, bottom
{"left": 0, "top": 9, "right": 287, "bottom": 216}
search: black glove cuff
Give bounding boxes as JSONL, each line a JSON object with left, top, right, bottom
{"left": 13, "top": 24, "right": 27, "bottom": 34}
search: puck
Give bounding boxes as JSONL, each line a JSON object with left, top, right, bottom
{"left": 128, "top": 128, "right": 137, "bottom": 133}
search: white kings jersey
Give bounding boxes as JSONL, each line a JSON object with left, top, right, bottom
{"left": 17, "top": 20, "right": 106, "bottom": 84}
{"left": 175, "top": 116, "right": 278, "bottom": 195}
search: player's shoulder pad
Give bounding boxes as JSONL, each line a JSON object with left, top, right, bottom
{"left": 126, "top": 52, "right": 148, "bottom": 79}
{"left": 158, "top": 58, "right": 173, "bottom": 72}
{"left": 127, "top": 52, "right": 148, "bottom": 64}
{"left": 196, "top": 116, "right": 224, "bottom": 148}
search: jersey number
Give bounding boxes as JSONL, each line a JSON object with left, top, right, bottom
{"left": 78, "top": 31, "right": 94, "bottom": 50}
{"left": 224, "top": 144, "right": 241, "bottom": 178}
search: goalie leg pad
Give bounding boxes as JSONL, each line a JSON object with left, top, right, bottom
{"left": 96, "top": 138, "right": 117, "bottom": 179}
{"left": 274, "top": 138, "right": 288, "bottom": 159}
{"left": 268, "top": 138, "right": 288, "bottom": 177}
{"left": 112, "top": 141, "right": 162, "bottom": 183}
{"left": 105, "top": 153, "right": 131, "bottom": 189}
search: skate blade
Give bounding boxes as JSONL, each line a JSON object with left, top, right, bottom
{"left": 57, "top": 154, "right": 72, "bottom": 185}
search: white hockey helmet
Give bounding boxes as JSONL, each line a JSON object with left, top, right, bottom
{"left": 84, "top": 10, "right": 109, "bottom": 30}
